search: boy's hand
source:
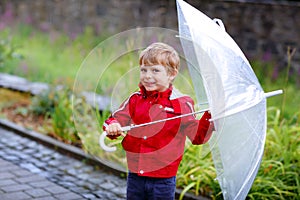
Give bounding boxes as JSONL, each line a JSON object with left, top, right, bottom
{"left": 106, "top": 123, "right": 125, "bottom": 137}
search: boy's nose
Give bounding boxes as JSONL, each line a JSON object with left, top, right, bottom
{"left": 145, "top": 72, "right": 152, "bottom": 78}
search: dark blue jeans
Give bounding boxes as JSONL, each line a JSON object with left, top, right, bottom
{"left": 127, "top": 172, "right": 176, "bottom": 200}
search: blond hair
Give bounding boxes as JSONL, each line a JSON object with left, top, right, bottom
{"left": 139, "top": 42, "right": 180, "bottom": 75}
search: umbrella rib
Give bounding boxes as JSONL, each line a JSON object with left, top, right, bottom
{"left": 122, "top": 108, "right": 209, "bottom": 132}
{"left": 210, "top": 90, "right": 283, "bottom": 121}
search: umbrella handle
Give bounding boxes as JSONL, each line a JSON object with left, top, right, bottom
{"left": 99, "top": 131, "right": 117, "bottom": 152}
{"left": 99, "top": 126, "right": 131, "bottom": 152}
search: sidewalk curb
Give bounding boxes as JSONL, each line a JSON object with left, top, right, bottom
{"left": 0, "top": 118, "right": 210, "bottom": 200}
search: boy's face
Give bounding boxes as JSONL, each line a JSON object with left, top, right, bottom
{"left": 140, "top": 65, "right": 177, "bottom": 92}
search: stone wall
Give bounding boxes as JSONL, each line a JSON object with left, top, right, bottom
{"left": 196, "top": 1, "right": 300, "bottom": 72}
{"left": 0, "top": 0, "right": 299, "bottom": 71}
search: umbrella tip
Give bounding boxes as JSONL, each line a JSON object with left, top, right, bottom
{"left": 264, "top": 90, "right": 283, "bottom": 98}
{"left": 213, "top": 18, "right": 226, "bottom": 31}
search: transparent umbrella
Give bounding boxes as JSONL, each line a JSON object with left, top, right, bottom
{"left": 176, "top": 0, "right": 282, "bottom": 199}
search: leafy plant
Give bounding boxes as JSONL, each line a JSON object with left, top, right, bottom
{"left": 177, "top": 107, "right": 300, "bottom": 199}
{"left": 30, "top": 87, "right": 58, "bottom": 115}
{"left": 72, "top": 99, "right": 127, "bottom": 169}
{"left": 248, "top": 107, "right": 299, "bottom": 199}
{"left": 177, "top": 143, "right": 221, "bottom": 199}
{"left": 30, "top": 86, "right": 81, "bottom": 145}
{"left": 50, "top": 88, "right": 81, "bottom": 145}
{"left": 0, "top": 36, "right": 23, "bottom": 67}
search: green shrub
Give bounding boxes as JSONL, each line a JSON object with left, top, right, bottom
{"left": 0, "top": 35, "right": 23, "bottom": 67}
{"left": 72, "top": 100, "right": 127, "bottom": 169}
{"left": 248, "top": 107, "right": 300, "bottom": 200}
{"left": 50, "top": 88, "right": 81, "bottom": 145}
{"left": 30, "top": 87, "right": 58, "bottom": 115}
{"left": 30, "top": 86, "right": 81, "bottom": 145}
{"left": 177, "top": 107, "right": 299, "bottom": 199}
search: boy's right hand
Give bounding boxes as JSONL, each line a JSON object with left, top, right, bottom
{"left": 106, "top": 123, "right": 125, "bottom": 137}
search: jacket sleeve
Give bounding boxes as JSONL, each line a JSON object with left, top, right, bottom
{"left": 102, "top": 95, "right": 134, "bottom": 140}
{"left": 189, "top": 111, "right": 213, "bottom": 144}
{"left": 180, "top": 98, "right": 213, "bottom": 145}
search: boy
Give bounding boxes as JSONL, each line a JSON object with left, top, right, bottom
{"left": 103, "top": 42, "right": 213, "bottom": 200}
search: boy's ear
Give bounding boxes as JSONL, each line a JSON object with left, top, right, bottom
{"left": 169, "top": 69, "right": 178, "bottom": 81}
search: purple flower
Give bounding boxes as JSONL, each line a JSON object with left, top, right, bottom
{"left": 21, "top": 63, "right": 28, "bottom": 75}
{"left": 262, "top": 51, "right": 272, "bottom": 62}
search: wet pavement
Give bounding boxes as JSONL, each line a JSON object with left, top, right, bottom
{"left": 0, "top": 126, "right": 127, "bottom": 200}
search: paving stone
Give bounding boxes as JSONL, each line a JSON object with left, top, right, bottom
{"left": 4, "top": 155, "right": 19, "bottom": 161}
{"left": 33, "top": 160, "right": 48, "bottom": 168}
{"left": 0, "top": 159, "right": 9, "bottom": 166}
{"left": 25, "top": 188, "right": 50, "bottom": 198}
{"left": 0, "top": 172, "right": 15, "bottom": 179}
{"left": 20, "top": 163, "right": 43, "bottom": 173}
{"left": 0, "top": 191, "right": 32, "bottom": 200}
{"left": 37, "top": 171, "right": 54, "bottom": 178}
{"left": 40, "top": 156, "right": 52, "bottom": 162}
{"left": 34, "top": 197, "right": 57, "bottom": 200}
{"left": 66, "top": 168, "right": 78, "bottom": 176}
{"left": 0, "top": 163, "right": 20, "bottom": 172}
{"left": 44, "top": 185, "right": 71, "bottom": 195}
{"left": 82, "top": 193, "right": 97, "bottom": 199}
{"left": 28, "top": 180, "right": 56, "bottom": 188}
{"left": 1, "top": 183, "right": 32, "bottom": 192}
{"left": 23, "top": 148, "right": 36, "bottom": 154}
{"left": 111, "top": 186, "right": 127, "bottom": 196}
{"left": 58, "top": 180, "right": 77, "bottom": 188}
{"left": 53, "top": 192, "right": 83, "bottom": 199}
{"left": 69, "top": 186, "right": 91, "bottom": 194}
{"left": 77, "top": 173, "right": 91, "bottom": 180}
{"left": 16, "top": 174, "right": 46, "bottom": 184}
{"left": 11, "top": 168, "right": 33, "bottom": 177}
{"left": 17, "top": 153, "right": 31, "bottom": 159}
{"left": 100, "top": 181, "right": 115, "bottom": 190}
{"left": 88, "top": 177, "right": 106, "bottom": 185}
{"left": 0, "top": 179, "right": 17, "bottom": 187}
{"left": 48, "top": 160, "right": 61, "bottom": 167}
{"left": 95, "top": 190, "right": 115, "bottom": 199}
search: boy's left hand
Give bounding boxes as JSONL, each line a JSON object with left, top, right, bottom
{"left": 106, "top": 123, "right": 126, "bottom": 137}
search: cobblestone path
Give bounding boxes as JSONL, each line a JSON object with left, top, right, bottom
{"left": 0, "top": 126, "right": 127, "bottom": 200}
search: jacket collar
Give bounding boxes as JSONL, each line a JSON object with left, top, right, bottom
{"left": 139, "top": 83, "right": 172, "bottom": 99}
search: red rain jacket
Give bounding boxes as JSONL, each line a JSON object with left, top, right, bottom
{"left": 103, "top": 85, "right": 212, "bottom": 178}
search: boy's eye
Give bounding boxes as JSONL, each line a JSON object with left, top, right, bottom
{"left": 140, "top": 68, "right": 147, "bottom": 72}
{"left": 153, "top": 69, "right": 160, "bottom": 73}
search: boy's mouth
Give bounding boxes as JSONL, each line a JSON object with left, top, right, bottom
{"left": 143, "top": 82, "right": 156, "bottom": 87}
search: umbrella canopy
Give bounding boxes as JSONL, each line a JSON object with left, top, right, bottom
{"left": 176, "top": 0, "right": 282, "bottom": 199}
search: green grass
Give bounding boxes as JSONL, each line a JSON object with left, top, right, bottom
{"left": 0, "top": 24, "right": 106, "bottom": 85}
{"left": 176, "top": 107, "right": 300, "bottom": 200}
{"left": 249, "top": 107, "right": 299, "bottom": 200}
{"left": 250, "top": 56, "right": 299, "bottom": 119}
